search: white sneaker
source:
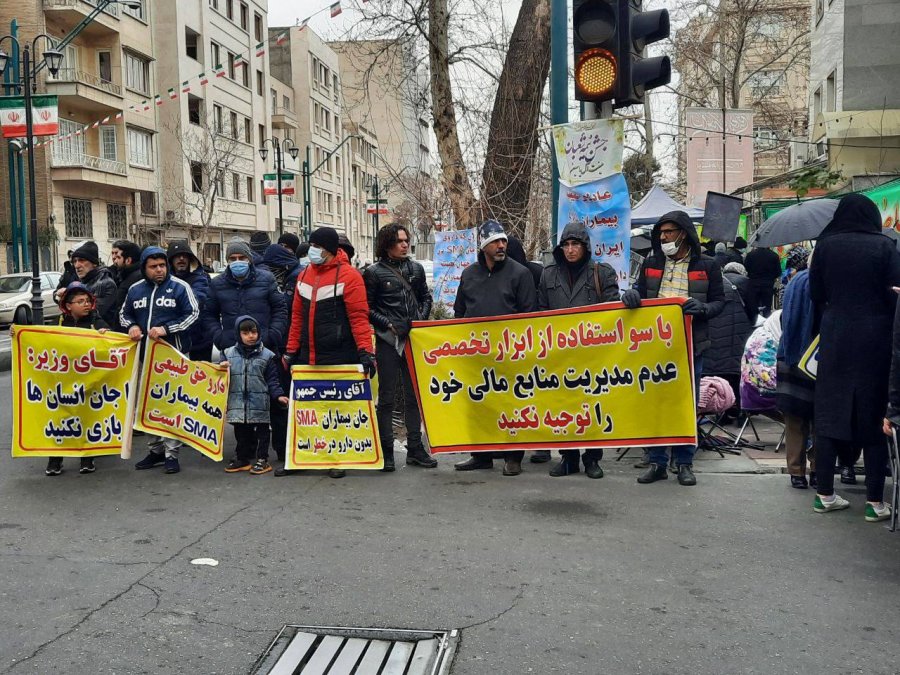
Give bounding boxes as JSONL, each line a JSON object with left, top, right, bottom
{"left": 865, "top": 502, "right": 892, "bottom": 522}
{"left": 813, "top": 493, "right": 850, "bottom": 513}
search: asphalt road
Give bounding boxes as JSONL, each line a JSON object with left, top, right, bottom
{"left": 1, "top": 369, "right": 899, "bottom": 674}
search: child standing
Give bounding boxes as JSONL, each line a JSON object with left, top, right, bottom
{"left": 14, "top": 282, "right": 110, "bottom": 476}
{"left": 221, "top": 315, "right": 288, "bottom": 475}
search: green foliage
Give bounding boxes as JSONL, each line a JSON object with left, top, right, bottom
{"left": 430, "top": 302, "right": 451, "bottom": 320}
{"left": 788, "top": 167, "right": 844, "bottom": 198}
{"left": 623, "top": 153, "right": 661, "bottom": 203}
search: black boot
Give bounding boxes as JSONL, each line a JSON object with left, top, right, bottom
{"left": 382, "top": 447, "right": 396, "bottom": 472}
{"left": 549, "top": 457, "right": 580, "bottom": 477}
{"left": 637, "top": 463, "right": 668, "bottom": 484}
{"left": 840, "top": 465, "right": 857, "bottom": 485}
{"left": 677, "top": 464, "right": 697, "bottom": 486}
{"left": 583, "top": 458, "right": 604, "bottom": 479}
{"left": 406, "top": 446, "right": 437, "bottom": 468}
{"left": 455, "top": 456, "right": 493, "bottom": 471}
{"left": 530, "top": 450, "right": 552, "bottom": 463}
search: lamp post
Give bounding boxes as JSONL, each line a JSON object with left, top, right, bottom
{"left": 259, "top": 137, "right": 298, "bottom": 238}
{"left": 364, "top": 175, "right": 382, "bottom": 245}
{"left": 0, "top": 35, "right": 64, "bottom": 325}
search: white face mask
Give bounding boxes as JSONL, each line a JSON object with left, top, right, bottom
{"left": 308, "top": 246, "right": 326, "bottom": 265}
{"left": 661, "top": 235, "right": 684, "bottom": 258}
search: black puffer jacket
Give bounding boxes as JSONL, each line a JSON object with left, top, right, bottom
{"left": 635, "top": 210, "right": 725, "bottom": 355}
{"left": 538, "top": 222, "right": 619, "bottom": 310}
{"left": 363, "top": 257, "right": 432, "bottom": 343}
{"left": 704, "top": 271, "right": 753, "bottom": 375}
{"left": 112, "top": 261, "right": 144, "bottom": 331}
{"left": 79, "top": 266, "right": 118, "bottom": 328}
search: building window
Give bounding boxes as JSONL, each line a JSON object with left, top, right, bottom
{"left": 226, "top": 0, "right": 233, "bottom": 20}
{"left": 813, "top": 86, "right": 823, "bottom": 120}
{"left": 127, "top": 127, "right": 153, "bottom": 168}
{"left": 258, "top": 124, "right": 266, "bottom": 148}
{"left": 190, "top": 162, "right": 203, "bottom": 193}
{"left": 214, "top": 104, "right": 224, "bottom": 133}
{"left": 228, "top": 53, "right": 236, "bottom": 79}
{"left": 256, "top": 70, "right": 264, "bottom": 96}
{"left": 246, "top": 176, "right": 254, "bottom": 203}
{"left": 747, "top": 70, "right": 784, "bottom": 99}
{"left": 100, "top": 125, "right": 117, "bottom": 161}
{"left": 271, "top": 88, "right": 277, "bottom": 111}
{"left": 260, "top": 178, "right": 266, "bottom": 204}
{"left": 98, "top": 51, "right": 112, "bottom": 82}
{"left": 209, "top": 0, "right": 218, "bottom": 8}
{"left": 753, "top": 127, "right": 778, "bottom": 150}
{"left": 107, "top": 203, "right": 128, "bottom": 240}
{"left": 241, "top": 62, "right": 249, "bottom": 88}
{"left": 122, "top": 0, "right": 144, "bottom": 20}
{"left": 124, "top": 51, "right": 149, "bottom": 95}
{"left": 64, "top": 198, "right": 93, "bottom": 238}
{"left": 203, "top": 243, "right": 220, "bottom": 265}
{"left": 140, "top": 191, "right": 157, "bottom": 215}
{"left": 215, "top": 171, "right": 225, "bottom": 198}
{"left": 282, "top": 95, "right": 291, "bottom": 111}
{"left": 188, "top": 95, "right": 203, "bottom": 125}
{"left": 240, "top": 2, "right": 249, "bottom": 30}
{"left": 243, "top": 116, "right": 251, "bottom": 143}
{"left": 185, "top": 28, "right": 200, "bottom": 61}
{"left": 826, "top": 71, "right": 836, "bottom": 112}
{"left": 254, "top": 13, "right": 263, "bottom": 42}
{"left": 211, "top": 42, "right": 221, "bottom": 69}
{"left": 230, "top": 111, "right": 238, "bottom": 140}
{"left": 232, "top": 172, "right": 240, "bottom": 199}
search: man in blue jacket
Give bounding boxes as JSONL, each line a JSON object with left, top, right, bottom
{"left": 167, "top": 240, "right": 212, "bottom": 361}
{"left": 121, "top": 247, "right": 200, "bottom": 474}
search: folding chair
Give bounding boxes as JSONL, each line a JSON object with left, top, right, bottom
{"left": 889, "top": 429, "right": 900, "bottom": 532}
{"left": 733, "top": 380, "right": 784, "bottom": 451}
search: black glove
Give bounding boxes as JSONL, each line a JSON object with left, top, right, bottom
{"left": 359, "top": 351, "right": 377, "bottom": 378}
{"left": 282, "top": 352, "right": 297, "bottom": 368}
{"left": 621, "top": 289, "right": 642, "bottom": 309}
{"left": 682, "top": 298, "right": 706, "bottom": 316}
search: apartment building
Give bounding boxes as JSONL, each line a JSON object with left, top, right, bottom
{"left": 268, "top": 26, "right": 375, "bottom": 262}
{"left": 153, "top": 0, "right": 272, "bottom": 266}
{"left": 1, "top": 0, "right": 162, "bottom": 270}
{"left": 807, "top": 0, "right": 900, "bottom": 188}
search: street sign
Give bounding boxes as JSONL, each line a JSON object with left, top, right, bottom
{"left": 263, "top": 173, "right": 296, "bottom": 196}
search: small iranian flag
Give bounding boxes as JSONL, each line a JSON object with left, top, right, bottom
{"left": 214, "top": 64, "right": 226, "bottom": 78}
{"left": 234, "top": 56, "right": 246, "bottom": 69}
{"left": 255, "top": 42, "right": 265, "bottom": 57}
{"left": 154, "top": 94, "right": 163, "bottom": 106}
{"left": 115, "top": 112, "right": 124, "bottom": 120}
{"left": 91, "top": 120, "right": 101, "bottom": 129}
{"left": 168, "top": 87, "right": 178, "bottom": 100}
{"left": 263, "top": 173, "right": 296, "bottom": 196}
{"left": 142, "top": 100, "right": 151, "bottom": 111}
{"left": 101, "top": 116, "right": 111, "bottom": 124}
{"left": 199, "top": 72, "right": 209, "bottom": 86}
{"left": 0, "top": 95, "right": 59, "bottom": 138}
{"left": 182, "top": 80, "right": 191, "bottom": 94}
{"left": 277, "top": 30, "right": 289, "bottom": 43}
{"left": 330, "top": 1, "right": 342, "bottom": 17}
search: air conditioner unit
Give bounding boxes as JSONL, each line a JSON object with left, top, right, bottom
{"left": 165, "top": 210, "right": 177, "bottom": 222}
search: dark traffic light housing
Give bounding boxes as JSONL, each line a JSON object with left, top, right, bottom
{"left": 572, "top": 0, "right": 671, "bottom": 108}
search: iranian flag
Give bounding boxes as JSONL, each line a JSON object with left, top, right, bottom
{"left": 255, "top": 42, "right": 265, "bottom": 57}
{"left": 263, "top": 173, "right": 296, "bottom": 196}
{"left": 214, "top": 64, "right": 226, "bottom": 78}
{"left": 168, "top": 87, "right": 178, "bottom": 100}
{"left": 182, "top": 80, "right": 191, "bottom": 94}
{"left": 330, "top": 1, "right": 342, "bottom": 17}
{"left": 276, "top": 30, "right": 289, "bottom": 43}
{"left": 0, "top": 95, "right": 59, "bottom": 138}
{"left": 199, "top": 72, "right": 209, "bottom": 86}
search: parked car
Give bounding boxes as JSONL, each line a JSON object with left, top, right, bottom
{"left": 0, "top": 272, "right": 63, "bottom": 326}
{"left": 414, "top": 258, "right": 434, "bottom": 287}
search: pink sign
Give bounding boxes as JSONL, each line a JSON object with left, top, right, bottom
{"left": 685, "top": 108, "right": 754, "bottom": 209}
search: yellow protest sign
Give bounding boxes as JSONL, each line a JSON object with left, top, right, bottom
{"left": 799, "top": 334, "right": 819, "bottom": 380}
{"left": 134, "top": 339, "right": 229, "bottom": 461}
{"left": 11, "top": 326, "right": 140, "bottom": 457}
{"left": 286, "top": 365, "right": 383, "bottom": 470}
{"left": 406, "top": 299, "right": 697, "bottom": 452}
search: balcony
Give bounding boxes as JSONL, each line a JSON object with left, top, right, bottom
{"left": 52, "top": 152, "right": 126, "bottom": 175}
{"left": 272, "top": 105, "right": 298, "bottom": 130}
{"left": 46, "top": 69, "right": 123, "bottom": 114}
{"left": 43, "top": 0, "right": 120, "bottom": 38}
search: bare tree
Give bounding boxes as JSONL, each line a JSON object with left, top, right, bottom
{"left": 161, "top": 113, "right": 247, "bottom": 251}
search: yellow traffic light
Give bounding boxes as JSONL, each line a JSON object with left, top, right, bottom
{"left": 575, "top": 48, "right": 617, "bottom": 97}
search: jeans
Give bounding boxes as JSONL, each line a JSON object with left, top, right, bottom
{"left": 147, "top": 436, "right": 182, "bottom": 459}
{"left": 269, "top": 360, "right": 291, "bottom": 462}
{"left": 233, "top": 423, "right": 271, "bottom": 462}
{"left": 375, "top": 340, "right": 423, "bottom": 454}
{"left": 649, "top": 355, "right": 703, "bottom": 467}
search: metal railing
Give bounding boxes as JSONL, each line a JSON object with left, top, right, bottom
{"left": 51, "top": 152, "right": 126, "bottom": 175}
{"left": 273, "top": 105, "right": 297, "bottom": 119}
{"left": 49, "top": 68, "right": 122, "bottom": 96}
{"left": 43, "top": 0, "right": 119, "bottom": 17}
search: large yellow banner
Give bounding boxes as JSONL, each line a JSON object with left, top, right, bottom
{"left": 134, "top": 339, "right": 229, "bottom": 461}
{"left": 11, "top": 326, "right": 140, "bottom": 457}
{"left": 286, "top": 365, "right": 383, "bottom": 470}
{"left": 406, "top": 299, "right": 697, "bottom": 453}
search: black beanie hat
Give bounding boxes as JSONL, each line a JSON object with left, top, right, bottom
{"left": 71, "top": 240, "right": 100, "bottom": 265}
{"left": 297, "top": 242, "right": 310, "bottom": 258}
{"left": 249, "top": 231, "right": 272, "bottom": 254}
{"left": 277, "top": 232, "right": 300, "bottom": 254}
{"left": 309, "top": 227, "right": 339, "bottom": 256}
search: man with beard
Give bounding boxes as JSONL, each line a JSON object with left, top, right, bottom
{"left": 167, "top": 240, "right": 212, "bottom": 361}
{"left": 110, "top": 240, "right": 143, "bottom": 331}
{"left": 55, "top": 241, "right": 118, "bottom": 326}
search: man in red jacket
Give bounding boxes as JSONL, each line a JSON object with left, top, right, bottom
{"left": 281, "top": 227, "right": 376, "bottom": 478}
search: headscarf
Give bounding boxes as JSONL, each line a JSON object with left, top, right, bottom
{"left": 785, "top": 245, "right": 810, "bottom": 272}
{"left": 818, "top": 194, "right": 882, "bottom": 239}
{"left": 723, "top": 262, "right": 747, "bottom": 276}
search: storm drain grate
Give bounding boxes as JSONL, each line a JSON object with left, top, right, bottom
{"left": 251, "top": 625, "right": 458, "bottom": 675}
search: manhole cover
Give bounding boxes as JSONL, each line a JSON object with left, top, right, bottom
{"left": 252, "top": 625, "right": 458, "bottom": 675}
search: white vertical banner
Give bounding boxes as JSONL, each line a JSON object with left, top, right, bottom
{"left": 551, "top": 119, "right": 625, "bottom": 187}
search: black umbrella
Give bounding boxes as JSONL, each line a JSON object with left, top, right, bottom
{"left": 749, "top": 199, "right": 838, "bottom": 247}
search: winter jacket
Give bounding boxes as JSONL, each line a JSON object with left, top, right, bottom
{"left": 704, "top": 271, "right": 753, "bottom": 376}
{"left": 119, "top": 246, "right": 200, "bottom": 353}
{"left": 112, "top": 261, "right": 144, "bottom": 332}
{"left": 78, "top": 266, "right": 118, "bottom": 328}
{"left": 538, "top": 222, "right": 620, "bottom": 311}
{"left": 744, "top": 247, "right": 782, "bottom": 282}
{"left": 286, "top": 248, "right": 373, "bottom": 365}
{"left": 168, "top": 241, "right": 211, "bottom": 351}
{"left": 363, "top": 257, "right": 432, "bottom": 344}
{"left": 58, "top": 311, "right": 109, "bottom": 331}
{"left": 635, "top": 210, "right": 725, "bottom": 355}
{"left": 506, "top": 236, "right": 543, "bottom": 290}
{"left": 811, "top": 195, "right": 900, "bottom": 443}
{"left": 258, "top": 244, "right": 302, "bottom": 319}
{"left": 777, "top": 270, "right": 815, "bottom": 367}
{"left": 222, "top": 315, "right": 284, "bottom": 424}
{"left": 454, "top": 255, "right": 537, "bottom": 319}
{"left": 57, "top": 261, "right": 78, "bottom": 290}
{"left": 202, "top": 264, "right": 288, "bottom": 352}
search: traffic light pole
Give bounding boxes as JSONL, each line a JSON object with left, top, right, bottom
{"left": 549, "top": 0, "right": 568, "bottom": 247}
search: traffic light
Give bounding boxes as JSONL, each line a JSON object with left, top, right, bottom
{"left": 615, "top": 0, "right": 671, "bottom": 108}
{"left": 572, "top": 0, "right": 619, "bottom": 103}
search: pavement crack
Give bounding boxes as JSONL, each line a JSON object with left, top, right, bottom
{"left": 459, "top": 583, "right": 527, "bottom": 630}
{"left": 4, "top": 497, "right": 261, "bottom": 673}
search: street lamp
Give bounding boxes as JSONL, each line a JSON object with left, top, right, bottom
{"left": 364, "top": 174, "right": 385, "bottom": 245}
{"left": 259, "top": 137, "right": 298, "bottom": 237}
{"left": 0, "top": 34, "right": 64, "bottom": 325}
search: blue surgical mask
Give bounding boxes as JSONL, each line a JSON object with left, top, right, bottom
{"left": 299, "top": 256, "right": 310, "bottom": 267}
{"left": 229, "top": 260, "right": 250, "bottom": 277}
{"left": 308, "top": 246, "right": 326, "bottom": 265}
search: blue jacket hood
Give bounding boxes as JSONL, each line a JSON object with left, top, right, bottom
{"left": 261, "top": 243, "right": 299, "bottom": 269}
{"left": 233, "top": 314, "right": 262, "bottom": 351}
{"left": 140, "top": 246, "right": 170, "bottom": 281}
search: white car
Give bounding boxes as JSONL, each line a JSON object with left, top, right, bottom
{"left": 415, "top": 259, "right": 434, "bottom": 287}
{"left": 0, "top": 272, "right": 63, "bottom": 326}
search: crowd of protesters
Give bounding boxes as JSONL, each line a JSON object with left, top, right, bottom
{"left": 15, "top": 194, "right": 900, "bottom": 524}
